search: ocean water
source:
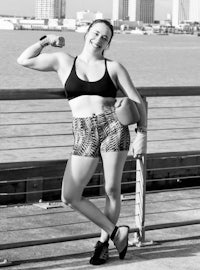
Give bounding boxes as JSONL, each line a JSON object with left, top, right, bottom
{"left": 0, "top": 30, "right": 200, "bottom": 162}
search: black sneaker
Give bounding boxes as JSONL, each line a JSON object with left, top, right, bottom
{"left": 89, "top": 240, "right": 109, "bottom": 265}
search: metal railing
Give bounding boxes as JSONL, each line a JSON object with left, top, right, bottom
{"left": 0, "top": 86, "right": 200, "bottom": 251}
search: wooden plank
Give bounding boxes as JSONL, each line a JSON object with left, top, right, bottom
{"left": 0, "top": 112, "right": 72, "bottom": 125}
{"left": 0, "top": 147, "right": 72, "bottom": 163}
{"left": 149, "top": 106, "right": 200, "bottom": 118}
{"left": 148, "top": 118, "right": 200, "bottom": 129}
{"left": 0, "top": 135, "right": 73, "bottom": 150}
{"left": 147, "top": 96, "right": 200, "bottom": 108}
{"left": 0, "top": 123, "right": 72, "bottom": 137}
{"left": 0, "top": 100, "right": 70, "bottom": 113}
{"left": 148, "top": 129, "right": 200, "bottom": 141}
{"left": 147, "top": 140, "right": 200, "bottom": 154}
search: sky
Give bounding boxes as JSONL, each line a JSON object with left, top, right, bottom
{"left": 0, "top": 0, "right": 173, "bottom": 20}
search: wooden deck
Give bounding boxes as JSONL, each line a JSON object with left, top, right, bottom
{"left": 0, "top": 188, "right": 200, "bottom": 269}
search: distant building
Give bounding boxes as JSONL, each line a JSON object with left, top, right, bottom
{"left": 62, "top": 18, "right": 76, "bottom": 30}
{"left": 172, "top": 0, "right": 190, "bottom": 26}
{"left": 129, "top": 0, "right": 155, "bottom": 23}
{"left": 113, "top": 0, "right": 155, "bottom": 23}
{"left": 35, "top": 0, "right": 66, "bottom": 19}
{"left": 189, "top": 0, "right": 200, "bottom": 22}
{"left": 18, "top": 19, "right": 47, "bottom": 30}
{"left": 0, "top": 19, "right": 15, "bottom": 30}
{"left": 112, "top": 0, "right": 129, "bottom": 20}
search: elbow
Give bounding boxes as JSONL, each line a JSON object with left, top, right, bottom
{"left": 17, "top": 57, "right": 25, "bottom": 66}
{"left": 17, "top": 57, "right": 22, "bottom": 65}
{"left": 17, "top": 56, "right": 28, "bottom": 67}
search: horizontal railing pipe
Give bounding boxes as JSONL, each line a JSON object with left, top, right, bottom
{"left": 0, "top": 88, "right": 66, "bottom": 100}
{"left": 0, "top": 86, "right": 200, "bottom": 100}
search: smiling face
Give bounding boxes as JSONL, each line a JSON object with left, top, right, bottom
{"left": 85, "top": 22, "right": 113, "bottom": 54}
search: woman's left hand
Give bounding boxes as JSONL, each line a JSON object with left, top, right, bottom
{"left": 131, "top": 131, "right": 147, "bottom": 159}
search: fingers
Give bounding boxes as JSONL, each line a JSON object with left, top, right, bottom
{"left": 47, "top": 35, "right": 65, "bottom": 47}
{"left": 57, "top": 36, "right": 65, "bottom": 47}
{"left": 52, "top": 36, "right": 65, "bottom": 47}
{"left": 132, "top": 152, "right": 143, "bottom": 159}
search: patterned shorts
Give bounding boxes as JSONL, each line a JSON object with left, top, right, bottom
{"left": 72, "top": 109, "right": 130, "bottom": 158}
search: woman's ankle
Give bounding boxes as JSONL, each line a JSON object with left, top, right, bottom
{"left": 110, "top": 226, "right": 119, "bottom": 241}
{"left": 100, "top": 231, "right": 110, "bottom": 243}
{"left": 100, "top": 237, "right": 109, "bottom": 243}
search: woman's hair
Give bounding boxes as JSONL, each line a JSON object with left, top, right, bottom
{"left": 85, "top": 19, "right": 114, "bottom": 45}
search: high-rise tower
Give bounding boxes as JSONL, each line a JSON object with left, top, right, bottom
{"left": 134, "top": 0, "right": 155, "bottom": 23}
{"left": 35, "top": 0, "right": 66, "bottom": 19}
{"left": 112, "top": 0, "right": 129, "bottom": 20}
{"left": 113, "top": 0, "right": 155, "bottom": 23}
{"left": 172, "top": 0, "right": 190, "bottom": 26}
{"left": 189, "top": 0, "right": 200, "bottom": 22}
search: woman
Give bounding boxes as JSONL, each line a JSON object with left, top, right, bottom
{"left": 17, "top": 19, "right": 147, "bottom": 265}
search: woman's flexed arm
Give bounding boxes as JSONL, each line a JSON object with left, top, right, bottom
{"left": 17, "top": 35, "right": 65, "bottom": 72}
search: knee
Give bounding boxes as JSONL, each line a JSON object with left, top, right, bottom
{"left": 61, "top": 195, "right": 71, "bottom": 206}
{"left": 61, "top": 192, "right": 79, "bottom": 207}
{"left": 105, "top": 185, "right": 121, "bottom": 200}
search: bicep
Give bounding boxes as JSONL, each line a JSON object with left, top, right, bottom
{"left": 116, "top": 63, "right": 140, "bottom": 101}
{"left": 20, "top": 53, "right": 59, "bottom": 72}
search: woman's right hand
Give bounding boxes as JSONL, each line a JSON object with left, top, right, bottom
{"left": 45, "top": 35, "right": 65, "bottom": 47}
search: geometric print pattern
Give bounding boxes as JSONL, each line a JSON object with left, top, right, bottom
{"left": 72, "top": 109, "right": 130, "bottom": 158}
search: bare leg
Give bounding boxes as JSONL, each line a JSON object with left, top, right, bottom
{"left": 61, "top": 155, "right": 115, "bottom": 236}
{"left": 100, "top": 151, "right": 128, "bottom": 243}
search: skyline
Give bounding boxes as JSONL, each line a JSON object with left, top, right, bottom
{"left": 0, "top": 0, "right": 172, "bottom": 20}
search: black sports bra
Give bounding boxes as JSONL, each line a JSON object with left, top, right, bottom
{"left": 64, "top": 57, "right": 118, "bottom": 100}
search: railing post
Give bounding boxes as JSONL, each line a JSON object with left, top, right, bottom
{"left": 130, "top": 98, "right": 150, "bottom": 247}
{"left": 134, "top": 155, "right": 147, "bottom": 245}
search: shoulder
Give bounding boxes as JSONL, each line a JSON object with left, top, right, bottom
{"left": 106, "top": 58, "right": 127, "bottom": 75}
{"left": 53, "top": 52, "right": 76, "bottom": 70}
{"left": 54, "top": 52, "right": 74, "bottom": 63}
